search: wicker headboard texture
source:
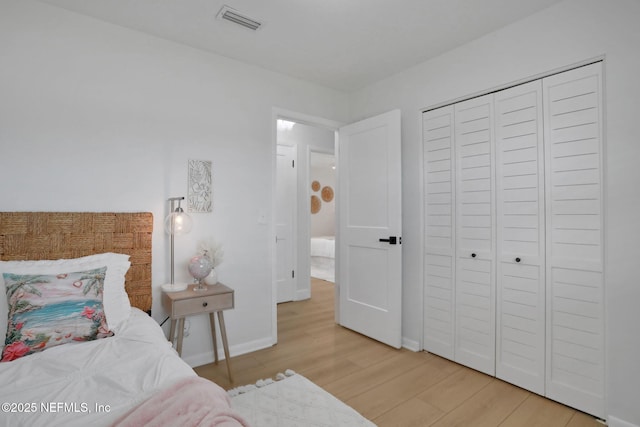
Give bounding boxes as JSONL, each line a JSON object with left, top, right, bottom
{"left": 0, "top": 212, "right": 153, "bottom": 313}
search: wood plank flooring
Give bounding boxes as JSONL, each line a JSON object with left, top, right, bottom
{"left": 194, "top": 279, "right": 601, "bottom": 427}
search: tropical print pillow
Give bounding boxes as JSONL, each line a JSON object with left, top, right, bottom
{"left": 1, "top": 267, "right": 113, "bottom": 362}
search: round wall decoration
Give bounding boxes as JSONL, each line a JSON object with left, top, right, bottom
{"left": 311, "top": 180, "right": 320, "bottom": 192}
{"left": 321, "top": 186, "right": 334, "bottom": 202}
{"left": 311, "top": 195, "right": 321, "bottom": 214}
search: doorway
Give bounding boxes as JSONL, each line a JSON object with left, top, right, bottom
{"left": 272, "top": 109, "right": 340, "bottom": 345}
{"left": 272, "top": 108, "right": 403, "bottom": 349}
{"left": 309, "top": 151, "right": 336, "bottom": 283}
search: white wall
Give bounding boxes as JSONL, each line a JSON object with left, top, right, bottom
{"left": 349, "top": 0, "right": 640, "bottom": 424}
{"left": 310, "top": 153, "right": 336, "bottom": 237}
{"left": 0, "top": 0, "right": 348, "bottom": 366}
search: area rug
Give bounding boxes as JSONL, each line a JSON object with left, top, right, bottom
{"left": 228, "top": 370, "right": 376, "bottom": 426}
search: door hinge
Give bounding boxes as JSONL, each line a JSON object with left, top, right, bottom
{"left": 292, "top": 270, "right": 295, "bottom": 278}
{"left": 292, "top": 160, "right": 295, "bottom": 168}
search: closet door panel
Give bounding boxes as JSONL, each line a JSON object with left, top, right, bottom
{"left": 495, "top": 80, "right": 546, "bottom": 394}
{"left": 423, "top": 106, "right": 456, "bottom": 359}
{"left": 544, "top": 62, "right": 604, "bottom": 418}
{"left": 454, "top": 94, "right": 495, "bottom": 376}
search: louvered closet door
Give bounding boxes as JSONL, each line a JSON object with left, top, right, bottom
{"left": 454, "top": 94, "right": 496, "bottom": 375}
{"left": 495, "top": 81, "right": 546, "bottom": 394}
{"left": 422, "top": 106, "right": 456, "bottom": 359}
{"left": 543, "top": 62, "right": 604, "bottom": 418}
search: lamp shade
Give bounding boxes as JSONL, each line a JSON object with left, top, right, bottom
{"left": 164, "top": 210, "right": 192, "bottom": 235}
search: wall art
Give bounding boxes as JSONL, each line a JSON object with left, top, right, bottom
{"left": 188, "top": 159, "right": 212, "bottom": 213}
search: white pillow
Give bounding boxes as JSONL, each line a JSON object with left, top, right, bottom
{"left": 0, "top": 253, "right": 132, "bottom": 348}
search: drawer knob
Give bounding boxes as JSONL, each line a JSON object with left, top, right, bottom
{"left": 515, "top": 257, "right": 521, "bottom": 263}
{"left": 202, "top": 301, "right": 208, "bottom": 307}
{"left": 471, "top": 253, "right": 477, "bottom": 258}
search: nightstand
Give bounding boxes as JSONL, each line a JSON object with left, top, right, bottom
{"left": 162, "top": 283, "right": 234, "bottom": 381}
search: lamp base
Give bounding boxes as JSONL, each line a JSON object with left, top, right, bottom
{"left": 192, "top": 283, "right": 209, "bottom": 292}
{"left": 161, "top": 283, "right": 188, "bottom": 292}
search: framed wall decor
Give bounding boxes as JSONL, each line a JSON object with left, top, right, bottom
{"left": 188, "top": 159, "right": 212, "bottom": 213}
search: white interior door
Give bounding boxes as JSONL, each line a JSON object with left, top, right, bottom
{"left": 454, "top": 94, "right": 496, "bottom": 375}
{"left": 544, "top": 62, "right": 604, "bottom": 418}
{"left": 422, "top": 106, "right": 456, "bottom": 359}
{"left": 276, "top": 144, "right": 296, "bottom": 303}
{"left": 338, "top": 109, "right": 402, "bottom": 348}
{"left": 495, "top": 80, "right": 546, "bottom": 394}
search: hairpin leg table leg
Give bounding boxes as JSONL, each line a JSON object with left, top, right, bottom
{"left": 217, "top": 311, "right": 233, "bottom": 382}
{"left": 209, "top": 312, "right": 219, "bottom": 364}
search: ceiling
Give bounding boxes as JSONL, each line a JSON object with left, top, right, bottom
{"left": 38, "top": 0, "right": 564, "bottom": 92}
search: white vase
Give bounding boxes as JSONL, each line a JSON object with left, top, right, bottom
{"left": 204, "top": 269, "right": 218, "bottom": 285}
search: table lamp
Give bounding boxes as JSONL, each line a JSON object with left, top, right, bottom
{"left": 162, "top": 196, "right": 192, "bottom": 292}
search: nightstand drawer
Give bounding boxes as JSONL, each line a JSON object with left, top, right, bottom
{"left": 172, "top": 292, "right": 233, "bottom": 317}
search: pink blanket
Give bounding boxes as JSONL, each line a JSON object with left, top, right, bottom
{"left": 112, "top": 377, "right": 249, "bottom": 427}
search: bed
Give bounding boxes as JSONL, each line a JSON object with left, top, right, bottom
{"left": 310, "top": 235, "right": 335, "bottom": 282}
{"left": 0, "top": 212, "right": 247, "bottom": 427}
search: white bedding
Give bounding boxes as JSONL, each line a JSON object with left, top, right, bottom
{"left": 0, "top": 308, "right": 195, "bottom": 427}
{"left": 310, "top": 236, "right": 335, "bottom": 282}
{"left": 310, "top": 236, "right": 335, "bottom": 259}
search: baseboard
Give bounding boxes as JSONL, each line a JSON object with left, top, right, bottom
{"left": 186, "top": 335, "right": 422, "bottom": 366}
{"left": 608, "top": 416, "right": 639, "bottom": 427}
{"left": 402, "top": 337, "right": 421, "bottom": 352}
{"left": 183, "top": 336, "right": 273, "bottom": 368}
{"left": 295, "top": 288, "right": 311, "bottom": 300}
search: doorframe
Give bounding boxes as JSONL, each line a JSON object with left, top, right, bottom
{"left": 271, "top": 107, "right": 342, "bottom": 345}
{"left": 275, "top": 143, "right": 297, "bottom": 304}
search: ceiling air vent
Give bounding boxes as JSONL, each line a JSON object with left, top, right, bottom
{"left": 216, "top": 5, "right": 262, "bottom": 31}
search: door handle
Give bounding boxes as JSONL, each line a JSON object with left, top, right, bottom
{"left": 379, "top": 236, "right": 398, "bottom": 245}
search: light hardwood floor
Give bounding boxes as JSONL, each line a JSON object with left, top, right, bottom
{"left": 195, "top": 278, "right": 601, "bottom": 427}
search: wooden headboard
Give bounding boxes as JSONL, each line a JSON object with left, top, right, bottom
{"left": 0, "top": 212, "right": 153, "bottom": 313}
